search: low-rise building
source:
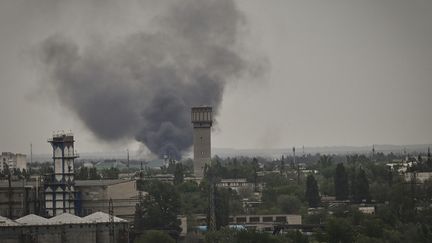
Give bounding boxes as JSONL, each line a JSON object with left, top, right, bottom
{"left": 75, "top": 179, "right": 139, "bottom": 221}
{"left": 0, "top": 179, "right": 139, "bottom": 221}
{"left": 0, "top": 212, "right": 128, "bottom": 243}
{"left": 0, "top": 153, "right": 27, "bottom": 172}
{"left": 404, "top": 172, "right": 432, "bottom": 183}
{"left": 0, "top": 180, "right": 41, "bottom": 219}
{"left": 193, "top": 214, "right": 302, "bottom": 232}
{"left": 216, "top": 178, "right": 265, "bottom": 192}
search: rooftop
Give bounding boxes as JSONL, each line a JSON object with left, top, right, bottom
{"left": 0, "top": 215, "right": 19, "bottom": 227}
{"left": 0, "top": 212, "right": 128, "bottom": 227}
{"left": 84, "top": 212, "right": 127, "bottom": 223}
{"left": 75, "top": 179, "right": 133, "bottom": 187}
{"left": 16, "top": 214, "right": 50, "bottom": 225}
{"left": 49, "top": 213, "right": 87, "bottom": 224}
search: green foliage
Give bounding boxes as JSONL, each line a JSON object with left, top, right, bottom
{"left": 352, "top": 168, "right": 370, "bottom": 203}
{"left": 75, "top": 166, "right": 100, "bottom": 180}
{"left": 262, "top": 182, "right": 304, "bottom": 206}
{"left": 214, "top": 187, "right": 231, "bottom": 229}
{"left": 101, "top": 166, "right": 119, "bottom": 179}
{"left": 325, "top": 217, "right": 354, "bottom": 243}
{"left": 205, "top": 228, "right": 237, "bottom": 243}
{"left": 277, "top": 195, "right": 301, "bottom": 214}
{"left": 173, "top": 163, "right": 184, "bottom": 185}
{"left": 319, "top": 155, "right": 333, "bottom": 168}
{"left": 284, "top": 230, "right": 309, "bottom": 243}
{"left": 134, "top": 230, "right": 175, "bottom": 243}
{"left": 305, "top": 174, "right": 320, "bottom": 207}
{"left": 334, "top": 163, "right": 349, "bottom": 200}
{"left": 135, "top": 181, "right": 181, "bottom": 232}
{"left": 205, "top": 229, "right": 291, "bottom": 243}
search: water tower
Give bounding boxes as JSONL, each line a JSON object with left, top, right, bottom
{"left": 191, "top": 106, "right": 212, "bottom": 178}
{"left": 44, "top": 132, "right": 78, "bottom": 216}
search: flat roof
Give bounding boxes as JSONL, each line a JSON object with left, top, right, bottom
{"left": 75, "top": 179, "right": 134, "bottom": 187}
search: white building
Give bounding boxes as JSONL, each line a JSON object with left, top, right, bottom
{"left": 0, "top": 152, "right": 27, "bottom": 172}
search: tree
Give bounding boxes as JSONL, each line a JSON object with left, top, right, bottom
{"left": 134, "top": 230, "right": 174, "bottom": 243}
{"left": 334, "top": 163, "right": 349, "bottom": 200}
{"left": 88, "top": 167, "right": 100, "bottom": 180}
{"left": 319, "top": 155, "right": 333, "bottom": 168}
{"left": 277, "top": 195, "right": 301, "bottom": 214}
{"left": 173, "top": 163, "right": 184, "bottom": 185}
{"left": 280, "top": 156, "right": 285, "bottom": 175}
{"left": 305, "top": 174, "right": 320, "bottom": 207}
{"left": 135, "top": 181, "right": 181, "bottom": 233}
{"left": 75, "top": 166, "right": 88, "bottom": 180}
{"left": 252, "top": 157, "right": 259, "bottom": 192}
{"left": 325, "top": 218, "right": 354, "bottom": 243}
{"left": 214, "top": 187, "right": 231, "bottom": 229}
{"left": 353, "top": 168, "right": 369, "bottom": 203}
{"left": 102, "top": 167, "right": 119, "bottom": 179}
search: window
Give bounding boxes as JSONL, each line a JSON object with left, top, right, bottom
{"left": 275, "top": 216, "right": 286, "bottom": 222}
{"left": 263, "top": 217, "right": 273, "bottom": 222}
{"left": 249, "top": 217, "right": 260, "bottom": 223}
{"left": 236, "top": 217, "right": 246, "bottom": 223}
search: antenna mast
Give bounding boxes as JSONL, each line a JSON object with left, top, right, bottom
{"left": 127, "top": 149, "right": 130, "bottom": 178}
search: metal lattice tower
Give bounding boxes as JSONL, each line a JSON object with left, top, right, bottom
{"left": 44, "top": 132, "right": 78, "bottom": 217}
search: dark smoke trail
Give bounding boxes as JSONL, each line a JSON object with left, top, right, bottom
{"left": 40, "top": 0, "right": 256, "bottom": 159}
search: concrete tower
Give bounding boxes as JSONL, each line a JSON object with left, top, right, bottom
{"left": 191, "top": 106, "right": 212, "bottom": 178}
{"left": 44, "top": 132, "right": 78, "bottom": 217}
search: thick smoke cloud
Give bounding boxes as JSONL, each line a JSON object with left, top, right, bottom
{"left": 40, "top": 0, "right": 252, "bottom": 159}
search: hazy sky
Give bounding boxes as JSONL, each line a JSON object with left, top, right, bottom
{"left": 0, "top": 0, "right": 431, "bottom": 155}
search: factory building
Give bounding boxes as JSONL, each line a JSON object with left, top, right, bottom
{"left": 75, "top": 179, "right": 139, "bottom": 221}
{"left": 0, "top": 212, "right": 128, "bottom": 243}
{"left": 44, "top": 133, "right": 78, "bottom": 217}
{"left": 0, "top": 153, "right": 27, "bottom": 172}
{"left": 0, "top": 180, "right": 41, "bottom": 219}
{"left": 191, "top": 106, "right": 212, "bottom": 178}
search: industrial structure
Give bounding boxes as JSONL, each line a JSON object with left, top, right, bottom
{"left": 0, "top": 212, "right": 128, "bottom": 243}
{"left": 191, "top": 106, "right": 213, "bottom": 178}
{"left": 44, "top": 132, "right": 78, "bottom": 217}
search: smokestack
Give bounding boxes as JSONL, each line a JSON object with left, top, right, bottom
{"left": 39, "top": 0, "right": 261, "bottom": 159}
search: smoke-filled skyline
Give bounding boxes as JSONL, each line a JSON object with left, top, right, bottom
{"left": 0, "top": 0, "right": 431, "bottom": 155}
{"left": 39, "top": 0, "right": 257, "bottom": 159}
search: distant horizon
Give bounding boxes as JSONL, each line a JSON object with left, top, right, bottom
{"left": 22, "top": 143, "right": 430, "bottom": 162}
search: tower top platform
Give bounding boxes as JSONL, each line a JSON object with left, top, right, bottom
{"left": 191, "top": 106, "right": 212, "bottom": 126}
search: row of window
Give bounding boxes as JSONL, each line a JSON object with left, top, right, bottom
{"left": 229, "top": 216, "right": 287, "bottom": 223}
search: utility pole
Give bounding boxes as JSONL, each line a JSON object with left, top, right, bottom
{"left": 127, "top": 149, "right": 130, "bottom": 178}
{"left": 109, "top": 198, "right": 115, "bottom": 243}
{"left": 428, "top": 147, "right": 431, "bottom": 163}
{"left": 293, "top": 147, "right": 299, "bottom": 184}
{"left": 207, "top": 164, "right": 216, "bottom": 232}
{"left": 8, "top": 171, "right": 12, "bottom": 218}
{"left": 30, "top": 143, "right": 33, "bottom": 164}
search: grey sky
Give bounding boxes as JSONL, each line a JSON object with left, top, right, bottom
{"left": 0, "top": 0, "right": 431, "bottom": 155}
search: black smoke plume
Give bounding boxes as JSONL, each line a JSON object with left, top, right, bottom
{"left": 40, "top": 0, "right": 255, "bottom": 159}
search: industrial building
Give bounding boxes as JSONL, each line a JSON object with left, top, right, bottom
{"left": 0, "top": 178, "right": 140, "bottom": 222}
{"left": 193, "top": 214, "right": 302, "bottom": 232}
{"left": 191, "top": 106, "right": 213, "bottom": 178}
{"left": 0, "top": 212, "right": 128, "bottom": 243}
{"left": 44, "top": 133, "right": 78, "bottom": 216}
{"left": 0, "top": 180, "right": 41, "bottom": 219}
{"left": 75, "top": 179, "right": 139, "bottom": 221}
{"left": 0, "top": 153, "right": 27, "bottom": 172}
